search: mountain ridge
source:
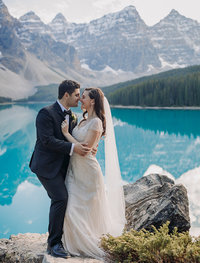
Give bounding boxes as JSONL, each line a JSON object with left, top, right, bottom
{"left": 1, "top": 2, "right": 200, "bottom": 100}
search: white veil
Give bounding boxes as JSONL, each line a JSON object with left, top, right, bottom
{"left": 104, "top": 97, "right": 126, "bottom": 236}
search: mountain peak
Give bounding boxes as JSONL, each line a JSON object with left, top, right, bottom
{"left": 0, "top": 0, "right": 13, "bottom": 23}
{"left": 120, "top": 5, "right": 139, "bottom": 17}
{"left": 168, "top": 9, "right": 181, "bottom": 17}
{"left": 122, "top": 5, "right": 136, "bottom": 11}
{"left": 52, "top": 13, "right": 67, "bottom": 23}
{"left": 153, "top": 8, "right": 193, "bottom": 27}
{"left": 97, "top": 5, "right": 144, "bottom": 23}
{"left": 162, "top": 8, "right": 197, "bottom": 24}
{"left": 0, "top": 0, "right": 5, "bottom": 8}
{"left": 0, "top": 0, "right": 7, "bottom": 13}
{"left": 19, "top": 11, "right": 42, "bottom": 22}
{"left": 116, "top": 5, "right": 146, "bottom": 25}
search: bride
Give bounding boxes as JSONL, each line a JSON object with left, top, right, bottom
{"left": 61, "top": 87, "right": 126, "bottom": 259}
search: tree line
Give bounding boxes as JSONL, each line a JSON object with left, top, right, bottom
{"left": 105, "top": 65, "right": 200, "bottom": 106}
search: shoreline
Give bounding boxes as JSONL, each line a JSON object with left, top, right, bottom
{"left": 111, "top": 105, "right": 200, "bottom": 110}
{"left": 1, "top": 101, "right": 200, "bottom": 110}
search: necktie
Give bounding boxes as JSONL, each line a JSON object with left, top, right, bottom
{"left": 63, "top": 109, "right": 72, "bottom": 117}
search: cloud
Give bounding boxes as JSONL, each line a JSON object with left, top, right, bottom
{"left": 112, "top": 117, "right": 126, "bottom": 127}
{"left": 176, "top": 167, "right": 200, "bottom": 236}
{"left": 0, "top": 147, "right": 6, "bottom": 156}
{"left": 143, "top": 164, "right": 175, "bottom": 180}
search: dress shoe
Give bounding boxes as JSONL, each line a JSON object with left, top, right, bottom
{"left": 50, "top": 243, "right": 70, "bottom": 259}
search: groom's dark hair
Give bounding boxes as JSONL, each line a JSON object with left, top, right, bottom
{"left": 58, "top": 80, "right": 80, "bottom": 99}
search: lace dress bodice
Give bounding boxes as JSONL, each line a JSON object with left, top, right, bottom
{"left": 72, "top": 117, "right": 103, "bottom": 148}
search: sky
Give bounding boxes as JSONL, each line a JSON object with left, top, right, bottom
{"left": 3, "top": 0, "right": 200, "bottom": 25}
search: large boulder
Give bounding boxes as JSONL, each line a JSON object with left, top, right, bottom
{"left": 124, "top": 174, "right": 190, "bottom": 232}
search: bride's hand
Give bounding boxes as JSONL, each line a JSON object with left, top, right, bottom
{"left": 91, "top": 144, "right": 98, "bottom": 156}
{"left": 61, "top": 120, "right": 69, "bottom": 135}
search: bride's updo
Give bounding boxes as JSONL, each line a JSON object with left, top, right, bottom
{"left": 83, "top": 87, "right": 106, "bottom": 136}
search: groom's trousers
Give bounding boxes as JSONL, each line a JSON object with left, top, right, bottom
{"left": 37, "top": 167, "right": 68, "bottom": 247}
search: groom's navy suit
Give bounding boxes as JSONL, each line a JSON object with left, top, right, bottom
{"left": 29, "top": 101, "right": 77, "bottom": 247}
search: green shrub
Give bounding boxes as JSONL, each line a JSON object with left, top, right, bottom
{"left": 100, "top": 222, "right": 200, "bottom": 262}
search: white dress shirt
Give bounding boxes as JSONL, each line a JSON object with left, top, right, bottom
{"left": 57, "top": 100, "right": 74, "bottom": 156}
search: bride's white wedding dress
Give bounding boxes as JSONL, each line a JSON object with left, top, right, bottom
{"left": 62, "top": 117, "right": 112, "bottom": 259}
{"left": 62, "top": 97, "right": 126, "bottom": 259}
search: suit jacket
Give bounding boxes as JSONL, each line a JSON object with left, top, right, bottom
{"left": 29, "top": 102, "right": 77, "bottom": 179}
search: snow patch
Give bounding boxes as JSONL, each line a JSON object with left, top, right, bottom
{"left": 81, "top": 63, "right": 126, "bottom": 76}
{"left": 81, "top": 63, "right": 92, "bottom": 71}
{"left": 159, "top": 56, "right": 187, "bottom": 69}
{"left": 100, "top": 65, "right": 127, "bottom": 75}
{"left": 147, "top": 64, "right": 155, "bottom": 72}
{"left": 101, "top": 65, "right": 119, "bottom": 75}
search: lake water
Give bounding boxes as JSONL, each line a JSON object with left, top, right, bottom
{"left": 0, "top": 103, "right": 200, "bottom": 238}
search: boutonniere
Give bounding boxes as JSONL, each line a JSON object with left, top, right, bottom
{"left": 71, "top": 112, "right": 77, "bottom": 122}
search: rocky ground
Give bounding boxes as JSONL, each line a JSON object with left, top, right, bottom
{"left": 0, "top": 233, "right": 103, "bottom": 262}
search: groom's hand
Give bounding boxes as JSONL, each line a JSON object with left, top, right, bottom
{"left": 74, "top": 143, "right": 91, "bottom": 156}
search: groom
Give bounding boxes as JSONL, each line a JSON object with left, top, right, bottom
{"left": 29, "top": 80, "right": 90, "bottom": 258}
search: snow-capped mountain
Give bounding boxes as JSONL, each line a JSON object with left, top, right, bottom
{"left": 49, "top": 6, "right": 161, "bottom": 72}
{"left": 1, "top": 0, "right": 200, "bottom": 100}
{"left": 149, "top": 9, "right": 200, "bottom": 68}
{"left": 48, "top": 13, "right": 71, "bottom": 42}
{"left": 0, "top": 0, "right": 25, "bottom": 73}
{"left": 48, "top": 6, "right": 200, "bottom": 72}
{"left": 16, "top": 11, "right": 81, "bottom": 72}
{"left": 19, "top": 11, "right": 51, "bottom": 35}
{"left": 0, "top": 0, "right": 93, "bottom": 100}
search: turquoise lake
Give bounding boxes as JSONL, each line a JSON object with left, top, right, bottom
{"left": 0, "top": 103, "right": 200, "bottom": 238}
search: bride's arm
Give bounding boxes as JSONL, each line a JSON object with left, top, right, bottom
{"left": 61, "top": 121, "right": 92, "bottom": 156}
{"left": 61, "top": 121, "right": 79, "bottom": 144}
{"left": 62, "top": 120, "right": 100, "bottom": 149}
{"left": 83, "top": 129, "right": 100, "bottom": 148}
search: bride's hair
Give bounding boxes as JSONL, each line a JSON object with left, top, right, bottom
{"left": 82, "top": 87, "right": 106, "bottom": 136}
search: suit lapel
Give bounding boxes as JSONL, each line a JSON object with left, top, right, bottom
{"left": 69, "top": 115, "right": 73, "bottom": 134}
{"left": 54, "top": 101, "right": 74, "bottom": 135}
{"left": 53, "top": 101, "right": 65, "bottom": 120}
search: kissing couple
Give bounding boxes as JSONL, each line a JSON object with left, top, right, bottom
{"left": 29, "top": 80, "right": 126, "bottom": 260}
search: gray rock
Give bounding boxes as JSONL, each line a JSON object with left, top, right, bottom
{"left": 0, "top": 233, "right": 103, "bottom": 263}
{"left": 43, "top": 255, "right": 102, "bottom": 263}
{"left": 124, "top": 174, "right": 190, "bottom": 232}
{"left": 0, "top": 233, "right": 47, "bottom": 262}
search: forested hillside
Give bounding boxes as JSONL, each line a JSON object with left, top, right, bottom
{"left": 103, "top": 65, "right": 200, "bottom": 106}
